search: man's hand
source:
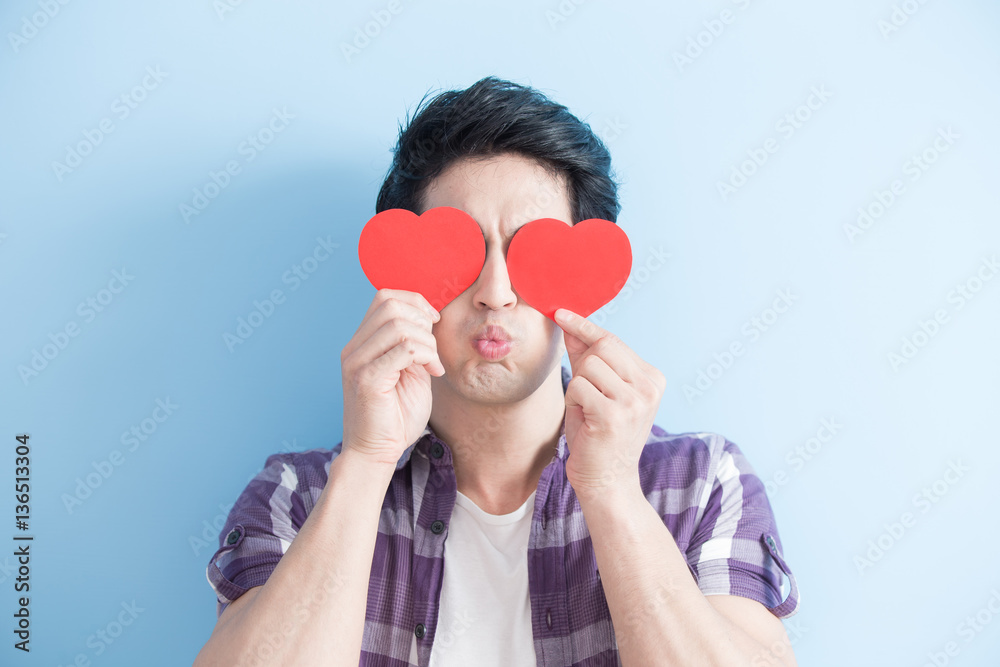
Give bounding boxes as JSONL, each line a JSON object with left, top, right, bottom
{"left": 553, "top": 308, "right": 667, "bottom": 502}
{"left": 340, "top": 289, "right": 445, "bottom": 469}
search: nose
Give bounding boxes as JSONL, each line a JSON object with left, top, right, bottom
{"left": 471, "top": 242, "right": 517, "bottom": 311}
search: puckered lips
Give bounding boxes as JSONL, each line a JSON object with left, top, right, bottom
{"left": 472, "top": 324, "right": 512, "bottom": 361}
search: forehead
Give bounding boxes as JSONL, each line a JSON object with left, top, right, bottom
{"left": 420, "top": 153, "right": 573, "bottom": 236}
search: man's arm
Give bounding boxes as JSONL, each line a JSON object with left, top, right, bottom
{"left": 580, "top": 488, "right": 796, "bottom": 667}
{"left": 194, "top": 448, "right": 397, "bottom": 667}
{"left": 552, "top": 308, "right": 797, "bottom": 666}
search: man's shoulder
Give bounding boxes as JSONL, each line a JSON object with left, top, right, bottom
{"left": 640, "top": 424, "right": 730, "bottom": 464}
{"left": 254, "top": 444, "right": 343, "bottom": 489}
{"left": 256, "top": 440, "right": 416, "bottom": 489}
{"left": 638, "top": 425, "right": 743, "bottom": 489}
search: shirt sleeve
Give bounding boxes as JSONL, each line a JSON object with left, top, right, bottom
{"left": 205, "top": 451, "right": 309, "bottom": 619}
{"left": 685, "top": 437, "right": 800, "bottom": 619}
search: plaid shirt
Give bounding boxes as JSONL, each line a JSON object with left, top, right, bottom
{"left": 206, "top": 365, "right": 800, "bottom": 666}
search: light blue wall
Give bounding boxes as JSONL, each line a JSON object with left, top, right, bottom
{"left": 1, "top": 0, "right": 998, "bottom": 664}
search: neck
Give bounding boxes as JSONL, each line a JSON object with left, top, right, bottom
{"left": 428, "top": 364, "right": 566, "bottom": 515}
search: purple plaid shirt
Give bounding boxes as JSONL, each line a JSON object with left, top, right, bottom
{"left": 206, "top": 365, "right": 800, "bottom": 666}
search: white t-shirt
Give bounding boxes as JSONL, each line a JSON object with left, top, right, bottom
{"left": 408, "top": 488, "right": 538, "bottom": 667}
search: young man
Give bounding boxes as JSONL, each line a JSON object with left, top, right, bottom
{"left": 196, "top": 76, "right": 800, "bottom": 667}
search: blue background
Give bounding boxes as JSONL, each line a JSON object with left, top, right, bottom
{"left": 2, "top": 0, "right": 999, "bottom": 665}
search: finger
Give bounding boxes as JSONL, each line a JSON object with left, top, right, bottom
{"left": 344, "top": 296, "right": 437, "bottom": 361}
{"left": 366, "top": 340, "right": 442, "bottom": 390}
{"left": 353, "top": 317, "right": 440, "bottom": 368}
{"left": 554, "top": 309, "right": 623, "bottom": 377}
{"left": 348, "top": 318, "right": 443, "bottom": 376}
{"left": 362, "top": 289, "right": 440, "bottom": 326}
{"left": 554, "top": 308, "right": 607, "bottom": 347}
{"left": 584, "top": 332, "right": 645, "bottom": 385}
{"left": 561, "top": 328, "right": 589, "bottom": 360}
{"left": 565, "top": 374, "right": 611, "bottom": 414}
{"left": 575, "top": 353, "right": 626, "bottom": 400}
{"left": 559, "top": 317, "right": 642, "bottom": 384}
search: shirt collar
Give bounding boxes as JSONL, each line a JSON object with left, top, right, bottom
{"left": 404, "top": 363, "right": 571, "bottom": 467}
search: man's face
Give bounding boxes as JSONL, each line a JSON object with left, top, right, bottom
{"left": 420, "top": 152, "right": 572, "bottom": 404}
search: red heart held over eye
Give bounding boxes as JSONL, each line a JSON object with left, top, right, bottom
{"left": 506, "top": 218, "right": 632, "bottom": 321}
{"left": 358, "top": 207, "right": 486, "bottom": 312}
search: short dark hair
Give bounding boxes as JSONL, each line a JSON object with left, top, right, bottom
{"left": 375, "top": 76, "right": 621, "bottom": 224}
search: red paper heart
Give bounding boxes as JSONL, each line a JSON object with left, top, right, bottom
{"left": 358, "top": 207, "right": 486, "bottom": 312}
{"left": 506, "top": 218, "right": 632, "bottom": 321}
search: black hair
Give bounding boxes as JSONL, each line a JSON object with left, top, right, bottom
{"left": 375, "top": 76, "right": 620, "bottom": 224}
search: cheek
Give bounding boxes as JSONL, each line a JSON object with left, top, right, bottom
{"left": 432, "top": 320, "right": 460, "bottom": 359}
{"left": 542, "top": 319, "right": 563, "bottom": 350}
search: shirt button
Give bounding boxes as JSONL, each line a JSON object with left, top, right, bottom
{"left": 431, "top": 443, "right": 444, "bottom": 459}
{"left": 431, "top": 520, "right": 445, "bottom": 534}
{"left": 225, "top": 528, "right": 241, "bottom": 545}
{"left": 415, "top": 623, "right": 426, "bottom": 639}
{"left": 545, "top": 609, "right": 552, "bottom": 630}
{"left": 765, "top": 535, "right": 776, "bottom": 550}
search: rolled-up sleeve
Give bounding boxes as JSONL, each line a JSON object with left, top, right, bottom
{"left": 205, "top": 452, "right": 307, "bottom": 619}
{"left": 685, "top": 438, "right": 800, "bottom": 619}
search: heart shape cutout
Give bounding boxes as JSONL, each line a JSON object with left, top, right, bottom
{"left": 358, "top": 207, "right": 486, "bottom": 312}
{"left": 506, "top": 218, "right": 632, "bottom": 321}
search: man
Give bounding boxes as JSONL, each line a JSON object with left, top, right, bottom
{"left": 196, "top": 76, "right": 800, "bottom": 667}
